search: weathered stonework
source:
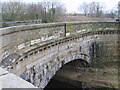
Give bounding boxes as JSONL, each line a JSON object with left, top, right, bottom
{"left": 0, "top": 21, "right": 118, "bottom": 63}
{"left": 0, "top": 21, "right": 119, "bottom": 88}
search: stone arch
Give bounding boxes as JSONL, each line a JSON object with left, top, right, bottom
{"left": 20, "top": 52, "right": 91, "bottom": 88}
{"left": 37, "top": 53, "right": 91, "bottom": 88}
{"left": 45, "top": 59, "right": 90, "bottom": 88}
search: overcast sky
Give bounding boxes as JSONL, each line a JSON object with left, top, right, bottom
{"left": 1, "top": 0, "right": 119, "bottom": 13}
{"left": 61, "top": 0, "right": 119, "bottom": 13}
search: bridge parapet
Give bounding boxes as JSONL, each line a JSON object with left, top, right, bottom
{"left": 0, "top": 21, "right": 119, "bottom": 88}
{"left": 0, "top": 67, "right": 37, "bottom": 88}
{"left": 4, "top": 30, "right": 118, "bottom": 88}
{"left": 0, "top": 21, "right": 119, "bottom": 65}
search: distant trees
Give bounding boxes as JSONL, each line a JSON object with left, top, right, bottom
{"left": 79, "top": 1, "right": 118, "bottom": 18}
{"left": 1, "top": 1, "right": 66, "bottom": 23}
{"left": 38, "top": 1, "right": 66, "bottom": 23}
{"left": 104, "top": 10, "right": 118, "bottom": 18}
{"left": 79, "top": 2, "right": 89, "bottom": 16}
{"left": 2, "top": 2, "right": 25, "bottom": 21}
{"left": 89, "top": 2, "right": 104, "bottom": 17}
{"left": 79, "top": 1, "right": 104, "bottom": 17}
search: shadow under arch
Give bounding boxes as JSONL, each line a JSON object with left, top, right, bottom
{"left": 37, "top": 52, "right": 92, "bottom": 88}
{"left": 20, "top": 52, "right": 91, "bottom": 88}
{"left": 44, "top": 59, "right": 91, "bottom": 89}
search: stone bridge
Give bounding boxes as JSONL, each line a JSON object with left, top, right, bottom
{"left": 0, "top": 21, "right": 119, "bottom": 88}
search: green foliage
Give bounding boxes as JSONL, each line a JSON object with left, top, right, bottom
{"left": 69, "top": 23, "right": 73, "bottom": 33}
{"left": 29, "top": 44, "right": 36, "bottom": 47}
{"left": 42, "top": 20, "right": 48, "bottom": 23}
{"left": 111, "top": 83, "right": 120, "bottom": 87}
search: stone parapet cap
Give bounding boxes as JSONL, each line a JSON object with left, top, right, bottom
{"left": 0, "top": 67, "right": 37, "bottom": 89}
{"left": 0, "top": 21, "right": 117, "bottom": 36}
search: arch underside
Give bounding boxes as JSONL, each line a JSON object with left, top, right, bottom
{"left": 21, "top": 52, "right": 90, "bottom": 88}
{"left": 41, "top": 53, "right": 90, "bottom": 88}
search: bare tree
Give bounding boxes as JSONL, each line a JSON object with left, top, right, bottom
{"left": 118, "top": 1, "right": 120, "bottom": 19}
{"left": 1, "top": 0, "right": 66, "bottom": 22}
{"left": 79, "top": 1, "right": 104, "bottom": 17}
{"left": 39, "top": 0, "right": 66, "bottom": 22}
{"left": 79, "top": 2, "right": 89, "bottom": 16}
{"left": 2, "top": 1, "right": 25, "bottom": 21}
{"left": 0, "top": 2, "right": 2, "bottom": 27}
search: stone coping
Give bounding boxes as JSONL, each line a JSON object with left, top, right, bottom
{"left": 0, "top": 21, "right": 117, "bottom": 36}
{"left": 0, "top": 67, "right": 37, "bottom": 88}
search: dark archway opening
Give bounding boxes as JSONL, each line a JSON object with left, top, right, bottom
{"left": 44, "top": 58, "right": 118, "bottom": 89}
{"left": 44, "top": 59, "right": 90, "bottom": 89}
